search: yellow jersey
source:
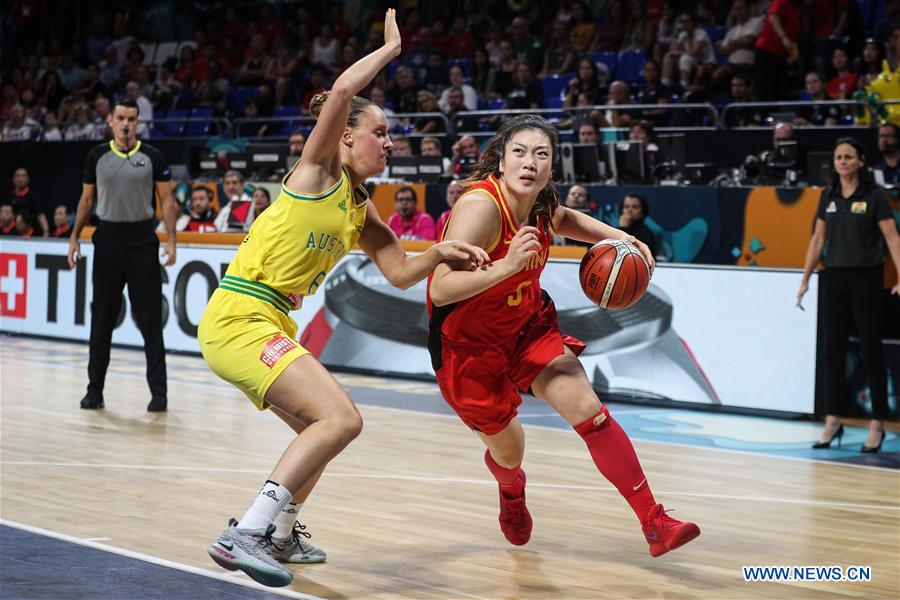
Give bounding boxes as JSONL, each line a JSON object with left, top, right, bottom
{"left": 220, "top": 167, "right": 368, "bottom": 314}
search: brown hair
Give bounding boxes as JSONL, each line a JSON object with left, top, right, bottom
{"left": 462, "top": 114, "right": 560, "bottom": 225}
{"left": 308, "top": 90, "right": 375, "bottom": 128}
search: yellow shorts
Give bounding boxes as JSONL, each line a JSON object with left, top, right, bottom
{"left": 198, "top": 287, "right": 310, "bottom": 410}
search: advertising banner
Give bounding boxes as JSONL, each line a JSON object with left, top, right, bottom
{"left": 0, "top": 239, "right": 818, "bottom": 413}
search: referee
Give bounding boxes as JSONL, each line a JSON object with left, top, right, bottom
{"left": 67, "top": 98, "right": 178, "bottom": 412}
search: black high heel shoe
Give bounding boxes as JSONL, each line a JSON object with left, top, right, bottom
{"left": 812, "top": 424, "right": 844, "bottom": 449}
{"left": 861, "top": 430, "right": 886, "bottom": 454}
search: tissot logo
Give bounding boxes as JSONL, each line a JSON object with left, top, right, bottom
{"left": 0, "top": 253, "right": 27, "bottom": 318}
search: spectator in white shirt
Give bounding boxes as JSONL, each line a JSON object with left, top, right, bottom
{"left": 438, "top": 64, "right": 478, "bottom": 112}
{"left": 214, "top": 186, "right": 271, "bottom": 232}
{"left": 41, "top": 111, "right": 64, "bottom": 141}
{"left": 126, "top": 81, "right": 153, "bottom": 137}
{"left": 1, "top": 104, "right": 41, "bottom": 141}
{"left": 663, "top": 12, "right": 716, "bottom": 90}
{"left": 712, "top": 0, "right": 764, "bottom": 92}
{"left": 420, "top": 136, "right": 452, "bottom": 174}
{"left": 64, "top": 103, "right": 99, "bottom": 141}
{"left": 92, "top": 96, "right": 112, "bottom": 139}
{"left": 718, "top": 0, "right": 764, "bottom": 66}
{"left": 220, "top": 169, "right": 252, "bottom": 207}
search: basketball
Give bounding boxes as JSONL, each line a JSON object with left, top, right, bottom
{"left": 579, "top": 239, "right": 650, "bottom": 310}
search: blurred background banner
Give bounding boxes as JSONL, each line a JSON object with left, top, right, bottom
{"left": 0, "top": 241, "right": 819, "bottom": 414}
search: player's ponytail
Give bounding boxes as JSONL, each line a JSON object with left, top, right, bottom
{"left": 309, "top": 91, "right": 330, "bottom": 121}
{"left": 309, "top": 90, "right": 375, "bottom": 129}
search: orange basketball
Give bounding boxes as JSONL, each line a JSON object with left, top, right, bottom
{"left": 579, "top": 239, "right": 650, "bottom": 310}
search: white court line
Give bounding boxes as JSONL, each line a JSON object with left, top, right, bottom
{"left": 3, "top": 461, "right": 897, "bottom": 512}
{"left": 3, "top": 346, "right": 898, "bottom": 473}
{"left": 0, "top": 519, "right": 323, "bottom": 600}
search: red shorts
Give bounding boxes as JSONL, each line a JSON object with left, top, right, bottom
{"left": 434, "top": 300, "right": 585, "bottom": 436}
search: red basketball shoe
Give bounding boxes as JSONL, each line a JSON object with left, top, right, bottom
{"left": 642, "top": 504, "right": 700, "bottom": 557}
{"left": 497, "top": 473, "right": 532, "bottom": 546}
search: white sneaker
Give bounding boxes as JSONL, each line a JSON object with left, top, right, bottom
{"left": 207, "top": 518, "right": 293, "bottom": 587}
{"left": 271, "top": 521, "right": 327, "bottom": 564}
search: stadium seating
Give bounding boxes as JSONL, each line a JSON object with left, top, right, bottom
{"left": 615, "top": 50, "right": 645, "bottom": 85}
{"left": 591, "top": 52, "right": 617, "bottom": 81}
{"left": 185, "top": 107, "right": 213, "bottom": 136}
{"left": 540, "top": 74, "right": 572, "bottom": 109}
{"left": 162, "top": 108, "right": 187, "bottom": 136}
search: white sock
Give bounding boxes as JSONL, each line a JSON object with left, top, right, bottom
{"left": 273, "top": 502, "right": 303, "bottom": 538}
{"left": 237, "top": 480, "right": 293, "bottom": 531}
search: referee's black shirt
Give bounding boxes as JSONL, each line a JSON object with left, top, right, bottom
{"left": 816, "top": 181, "right": 893, "bottom": 268}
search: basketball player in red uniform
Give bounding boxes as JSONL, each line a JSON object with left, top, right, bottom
{"left": 427, "top": 114, "right": 700, "bottom": 557}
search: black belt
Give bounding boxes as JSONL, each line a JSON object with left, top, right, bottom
{"left": 97, "top": 219, "right": 155, "bottom": 230}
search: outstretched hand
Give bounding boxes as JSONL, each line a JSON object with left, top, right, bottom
{"left": 384, "top": 8, "right": 400, "bottom": 47}
{"left": 433, "top": 239, "right": 490, "bottom": 270}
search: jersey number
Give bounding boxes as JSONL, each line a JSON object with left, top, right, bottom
{"left": 507, "top": 281, "right": 531, "bottom": 307}
{"left": 307, "top": 271, "right": 327, "bottom": 295}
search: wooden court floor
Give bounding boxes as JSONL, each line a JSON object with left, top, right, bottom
{"left": 1, "top": 338, "right": 898, "bottom": 599}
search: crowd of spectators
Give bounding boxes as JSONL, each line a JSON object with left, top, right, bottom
{"left": 2, "top": 1, "right": 898, "bottom": 143}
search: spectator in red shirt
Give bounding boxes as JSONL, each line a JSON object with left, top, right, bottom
{"left": 13, "top": 212, "right": 34, "bottom": 238}
{"left": 121, "top": 46, "right": 145, "bottom": 85}
{"left": 176, "top": 45, "right": 198, "bottom": 86}
{"left": 9, "top": 167, "right": 48, "bottom": 236}
{"left": 0, "top": 203, "right": 15, "bottom": 235}
{"left": 825, "top": 46, "right": 859, "bottom": 99}
{"left": 754, "top": 0, "right": 803, "bottom": 100}
{"left": 51, "top": 203, "right": 72, "bottom": 237}
{"left": 447, "top": 16, "right": 475, "bottom": 60}
{"left": 399, "top": 9, "right": 422, "bottom": 54}
{"left": 258, "top": 4, "right": 283, "bottom": 41}
{"left": 329, "top": 5, "right": 352, "bottom": 44}
{"left": 222, "top": 7, "right": 248, "bottom": 49}
{"left": 387, "top": 186, "right": 436, "bottom": 241}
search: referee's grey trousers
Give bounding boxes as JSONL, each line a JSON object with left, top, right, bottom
{"left": 87, "top": 219, "right": 167, "bottom": 399}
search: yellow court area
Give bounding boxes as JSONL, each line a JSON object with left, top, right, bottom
{"left": 1, "top": 337, "right": 898, "bottom": 599}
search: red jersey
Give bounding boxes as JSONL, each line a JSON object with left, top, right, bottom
{"left": 427, "top": 175, "right": 552, "bottom": 346}
{"left": 755, "top": 0, "right": 802, "bottom": 57}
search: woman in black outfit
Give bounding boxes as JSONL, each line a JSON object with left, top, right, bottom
{"left": 797, "top": 137, "right": 900, "bottom": 453}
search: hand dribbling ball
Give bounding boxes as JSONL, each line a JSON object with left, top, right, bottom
{"left": 579, "top": 239, "right": 650, "bottom": 310}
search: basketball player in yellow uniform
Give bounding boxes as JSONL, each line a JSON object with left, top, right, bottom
{"left": 201, "top": 10, "right": 488, "bottom": 587}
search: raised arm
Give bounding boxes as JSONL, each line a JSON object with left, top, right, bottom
{"left": 286, "top": 9, "right": 401, "bottom": 191}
